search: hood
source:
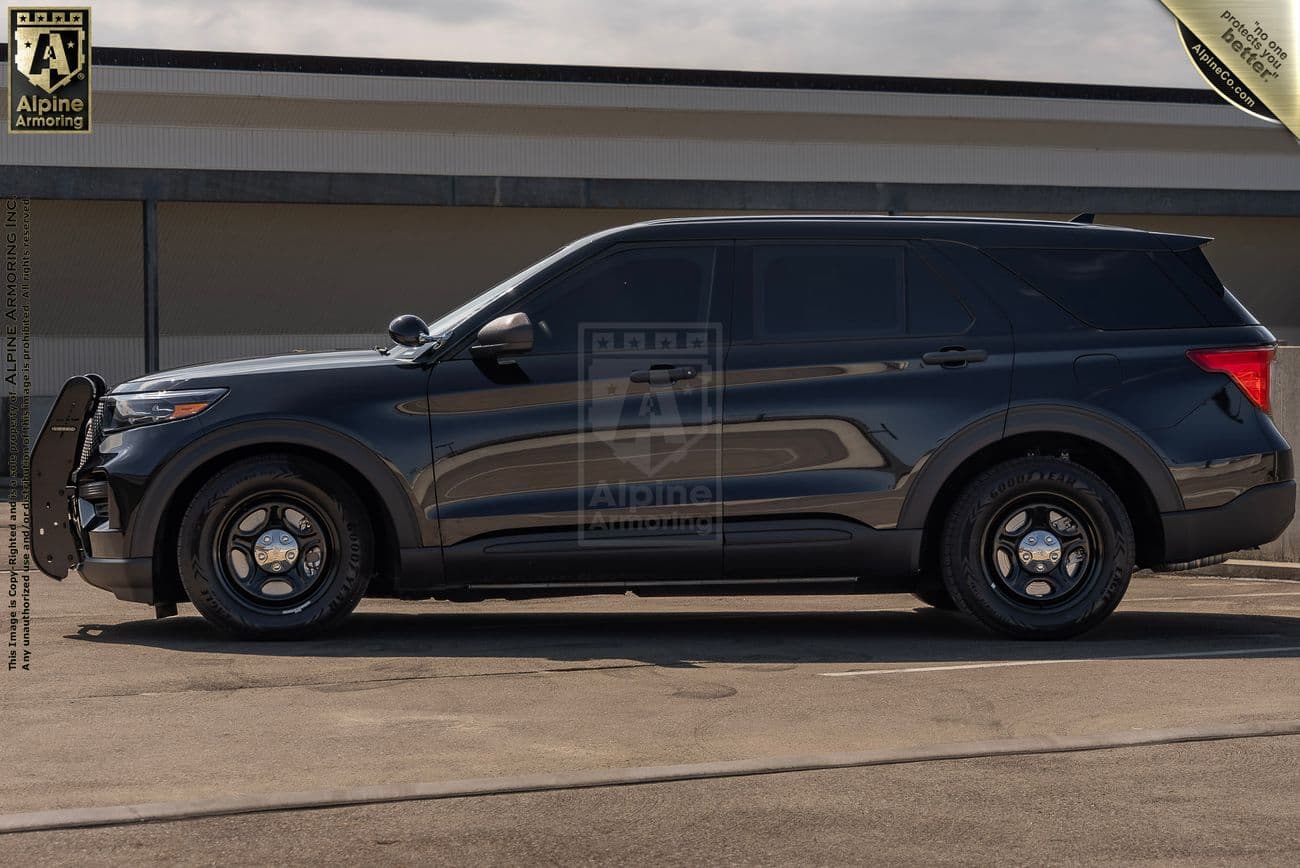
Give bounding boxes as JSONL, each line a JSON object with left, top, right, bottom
{"left": 112, "top": 349, "right": 390, "bottom": 393}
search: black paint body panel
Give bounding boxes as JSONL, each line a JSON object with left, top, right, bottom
{"left": 34, "top": 216, "right": 1294, "bottom": 605}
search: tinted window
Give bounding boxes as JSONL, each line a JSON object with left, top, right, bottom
{"left": 988, "top": 248, "right": 1208, "bottom": 330}
{"left": 1160, "top": 248, "right": 1255, "bottom": 326}
{"left": 522, "top": 246, "right": 717, "bottom": 354}
{"left": 751, "top": 244, "right": 904, "bottom": 341}
{"left": 907, "top": 249, "right": 973, "bottom": 335}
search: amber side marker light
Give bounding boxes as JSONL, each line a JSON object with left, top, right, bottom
{"left": 168, "top": 402, "right": 212, "bottom": 420}
{"left": 1187, "top": 347, "right": 1275, "bottom": 413}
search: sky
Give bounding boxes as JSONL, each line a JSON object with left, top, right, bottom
{"left": 87, "top": 0, "right": 1206, "bottom": 88}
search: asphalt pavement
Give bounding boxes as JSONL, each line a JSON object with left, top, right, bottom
{"left": 3, "top": 570, "right": 1298, "bottom": 865}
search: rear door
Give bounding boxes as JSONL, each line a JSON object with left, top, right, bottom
{"left": 722, "top": 239, "right": 1013, "bottom": 579}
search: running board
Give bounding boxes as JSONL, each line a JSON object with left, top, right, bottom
{"left": 463, "top": 577, "right": 861, "bottom": 591}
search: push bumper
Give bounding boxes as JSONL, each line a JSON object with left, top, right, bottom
{"left": 31, "top": 374, "right": 162, "bottom": 605}
{"left": 30, "top": 375, "right": 103, "bottom": 579}
{"left": 1160, "top": 480, "right": 1296, "bottom": 564}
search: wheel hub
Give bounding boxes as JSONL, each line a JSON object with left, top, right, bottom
{"left": 218, "top": 500, "right": 330, "bottom": 606}
{"left": 253, "top": 530, "right": 299, "bottom": 573}
{"left": 985, "top": 499, "right": 1094, "bottom": 604}
{"left": 1017, "top": 532, "right": 1061, "bottom": 573}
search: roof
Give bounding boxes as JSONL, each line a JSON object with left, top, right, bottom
{"left": 615, "top": 214, "right": 1211, "bottom": 249}
{"left": 4, "top": 46, "right": 1292, "bottom": 208}
{"left": 0, "top": 44, "right": 1222, "bottom": 105}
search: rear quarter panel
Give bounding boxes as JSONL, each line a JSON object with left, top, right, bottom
{"left": 929, "top": 240, "right": 1290, "bottom": 511}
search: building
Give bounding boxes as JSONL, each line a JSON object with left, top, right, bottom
{"left": 4, "top": 46, "right": 1300, "bottom": 441}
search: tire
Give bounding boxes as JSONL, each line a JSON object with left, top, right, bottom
{"left": 911, "top": 580, "right": 958, "bottom": 610}
{"left": 939, "top": 456, "right": 1134, "bottom": 639}
{"left": 177, "top": 454, "right": 373, "bottom": 638}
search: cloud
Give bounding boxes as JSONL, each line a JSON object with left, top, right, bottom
{"left": 86, "top": 0, "right": 1206, "bottom": 88}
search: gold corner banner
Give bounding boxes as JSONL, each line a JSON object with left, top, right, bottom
{"left": 1160, "top": 1, "right": 1297, "bottom": 134}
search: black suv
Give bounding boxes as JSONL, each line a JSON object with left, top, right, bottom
{"left": 32, "top": 216, "right": 1295, "bottom": 639}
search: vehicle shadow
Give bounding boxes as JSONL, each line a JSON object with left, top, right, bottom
{"left": 68, "top": 607, "right": 1300, "bottom": 667}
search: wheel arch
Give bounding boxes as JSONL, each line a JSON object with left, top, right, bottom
{"left": 134, "top": 421, "right": 424, "bottom": 602}
{"left": 902, "top": 405, "right": 1181, "bottom": 574}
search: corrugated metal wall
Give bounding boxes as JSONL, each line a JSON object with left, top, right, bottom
{"left": 4, "top": 66, "right": 1299, "bottom": 189}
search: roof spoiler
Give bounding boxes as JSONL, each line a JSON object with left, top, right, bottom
{"left": 1156, "top": 231, "right": 1215, "bottom": 250}
{"left": 1068, "top": 212, "right": 1212, "bottom": 249}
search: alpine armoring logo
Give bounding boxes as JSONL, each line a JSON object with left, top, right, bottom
{"left": 577, "top": 323, "right": 722, "bottom": 543}
{"left": 8, "top": 7, "right": 91, "bottom": 133}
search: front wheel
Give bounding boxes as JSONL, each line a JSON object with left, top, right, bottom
{"left": 177, "top": 455, "right": 373, "bottom": 638}
{"left": 939, "top": 456, "right": 1134, "bottom": 639}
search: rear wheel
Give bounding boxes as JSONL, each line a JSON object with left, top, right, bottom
{"left": 911, "top": 579, "right": 957, "bottom": 610}
{"left": 939, "top": 456, "right": 1134, "bottom": 639}
{"left": 177, "top": 455, "right": 373, "bottom": 638}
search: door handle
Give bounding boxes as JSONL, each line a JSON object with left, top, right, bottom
{"left": 921, "top": 347, "right": 988, "bottom": 368}
{"left": 630, "top": 365, "right": 698, "bottom": 385}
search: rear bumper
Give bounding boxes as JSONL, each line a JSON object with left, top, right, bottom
{"left": 77, "top": 556, "right": 156, "bottom": 604}
{"left": 1160, "top": 480, "right": 1296, "bottom": 564}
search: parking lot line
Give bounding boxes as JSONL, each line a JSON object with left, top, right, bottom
{"left": 2, "top": 722, "right": 1295, "bottom": 836}
{"left": 820, "top": 645, "right": 1300, "bottom": 677}
{"left": 1127, "top": 590, "right": 1300, "bottom": 602}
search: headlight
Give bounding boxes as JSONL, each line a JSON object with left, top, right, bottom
{"left": 103, "top": 388, "right": 227, "bottom": 431}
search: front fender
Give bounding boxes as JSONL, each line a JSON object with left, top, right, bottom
{"left": 124, "top": 419, "right": 428, "bottom": 560}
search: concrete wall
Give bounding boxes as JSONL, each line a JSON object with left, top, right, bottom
{"left": 33, "top": 200, "right": 1300, "bottom": 387}
{"left": 1254, "top": 346, "right": 1300, "bottom": 562}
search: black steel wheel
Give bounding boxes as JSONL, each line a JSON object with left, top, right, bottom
{"left": 178, "top": 455, "right": 373, "bottom": 638}
{"left": 939, "top": 456, "right": 1134, "bottom": 639}
{"left": 982, "top": 497, "right": 1099, "bottom": 606}
{"left": 214, "top": 497, "right": 336, "bottom": 610}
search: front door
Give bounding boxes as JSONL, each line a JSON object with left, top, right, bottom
{"left": 722, "top": 239, "right": 1013, "bottom": 580}
{"left": 428, "top": 242, "right": 730, "bottom": 585}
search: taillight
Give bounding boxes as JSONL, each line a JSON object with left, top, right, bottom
{"left": 1187, "top": 346, "right": 1274, "bottom": 413}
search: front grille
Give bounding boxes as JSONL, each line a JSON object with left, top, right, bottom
{"left": 77, "top": 402, "right": 104, "bottom": 470}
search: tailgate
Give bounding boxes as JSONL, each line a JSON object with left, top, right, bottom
{"left": 29, "top": 375, "right": 102, "bottom": 579}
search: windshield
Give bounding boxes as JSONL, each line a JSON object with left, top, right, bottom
{"left": 422, "top": 232, "right": 599, "bottom": 339}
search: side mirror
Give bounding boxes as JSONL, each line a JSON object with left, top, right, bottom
{"left": 471, "top": 312, "right": 534, "bottom": 360}
{"left": 388, "top": 314, "right": 432, "bottom": 348}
